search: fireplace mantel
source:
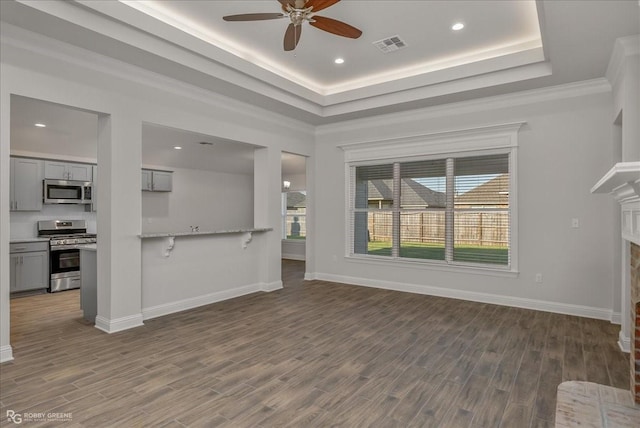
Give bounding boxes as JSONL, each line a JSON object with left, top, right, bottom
{"left": 592, "top": 162, "right": 640, "bottom": 246}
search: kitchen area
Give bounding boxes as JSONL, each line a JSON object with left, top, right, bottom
{"left": 8, "top": 94, "right": 261, "bottom": 333}
{"left": 9, "top": 96, "right": 101, "bottom": 325}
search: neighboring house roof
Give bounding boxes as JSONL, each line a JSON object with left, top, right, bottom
{"left": 368, "top": 179, "right": 446, "bottom": 208}
{"left": 455, "top": 174, "right": 509, "bottom": 207}
{"left": 286, "top": 191, "right": 306, "bottom": 209}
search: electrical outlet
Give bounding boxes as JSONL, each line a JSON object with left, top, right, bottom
{"left": 571, "top": 218, "right": 579, "bottom": 228}
{"left": 535, "top": 273, "right": 543, "bottom": 283}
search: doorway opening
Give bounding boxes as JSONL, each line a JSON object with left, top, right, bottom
{"left": 281, "top": 152, "right": 307, "bottom": 286}
{"left": 9, "top": 95, "right": 100, "bottom": 346}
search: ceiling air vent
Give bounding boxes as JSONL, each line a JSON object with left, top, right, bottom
{"left": 373, "top": 35, "right": 407, "bottom": 53}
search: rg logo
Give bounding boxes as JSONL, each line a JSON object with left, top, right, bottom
{"left": 6, "top": 410, "right": 22, "bottom": 424}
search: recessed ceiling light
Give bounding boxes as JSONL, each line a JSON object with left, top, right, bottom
{"left": 452, "top": 22, "right": 465, "bottom": 31}
{"left": 334, "top": 58, "right": 345, "bottom": 64}
{"left": 173, "top": 146, "right": 182, "bottom": 150}
{"left": 34, "top": 123, "right": 46, "bottom": 128}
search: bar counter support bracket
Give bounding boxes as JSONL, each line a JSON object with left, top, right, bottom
{"left": 241, "top": 232, "right": 253, "bottom": 249}
{"left": 163, "top": 236, "right": 175, "bottom": 257}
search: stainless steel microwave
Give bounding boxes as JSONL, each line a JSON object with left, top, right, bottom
{"left": 43, "top": 179, "right": 92, "bottom": 204}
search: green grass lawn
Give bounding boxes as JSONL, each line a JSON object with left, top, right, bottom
{"left": 366, "top": 240, "right": 508, "bottom": 265}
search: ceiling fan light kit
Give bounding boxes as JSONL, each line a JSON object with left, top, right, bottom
{"left": 223, "top": 0, "right": 362, "bottom": 51}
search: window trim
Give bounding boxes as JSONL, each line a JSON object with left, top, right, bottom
{"left": 342, "top": 122, "right": 523, "bottom": 274}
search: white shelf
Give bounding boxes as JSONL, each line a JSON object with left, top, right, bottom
{"left": 591, "top": 162, "right": 640, "bottom": 194}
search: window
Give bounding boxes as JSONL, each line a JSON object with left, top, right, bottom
{"left": 282, "top": 191, "right": 306, "bottom": 240}
{"left": 350, "top": 153, "right": 511, "bottom": 268}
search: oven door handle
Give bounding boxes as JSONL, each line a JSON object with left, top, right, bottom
{"left": 50, "top": 245, "right": 85, "bottom": 251}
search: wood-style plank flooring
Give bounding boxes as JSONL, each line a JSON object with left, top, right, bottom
{"left": 0, "top": 260, "right": 630, "bottom": 427}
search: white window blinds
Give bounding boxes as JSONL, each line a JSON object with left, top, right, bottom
{"left": 350, "top": 153, "right": 510, "bottom": 267}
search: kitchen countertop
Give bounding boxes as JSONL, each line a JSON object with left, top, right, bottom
{"left": 77, "top": 244, "right": 97, "bottom": 251}
{"left": 10, "top": 237, "right": 50, "bottom": 243}
{"left": 139, "top": 227, "right": 272, "bottom": 239}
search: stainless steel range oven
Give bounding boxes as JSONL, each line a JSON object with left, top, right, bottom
{"left": 38, "top": 220, "right": 97, "bottom": 292}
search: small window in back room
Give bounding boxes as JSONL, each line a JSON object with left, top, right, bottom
{"left": 282, "top": 191, "right": 306, "bottom": 240}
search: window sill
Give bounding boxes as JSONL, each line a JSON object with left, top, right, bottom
{"left": 282, "top": 239, "right": 306, "bottom": 244}
{"left": 345, "top": 254, "right": 519, "bottom": 278}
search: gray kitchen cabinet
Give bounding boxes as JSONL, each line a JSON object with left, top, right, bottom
{"left": 141, "top": 169, "right": 152, "bottom": 191}
{"left": 142, "top": 169, "right": 172, "bottom": 192}
{"left": 151, "top": 170, "right": 172, "bottom": 191}
{"left": 44, "top": 160, "right": 92, "bottom": 181}
{"left": 80, "top": 247, "right": 97, "bottom": 322}
{"left": 10, "top": 157, "right": 43, "bottom": 211}
{"left": 10, "top": 241, "right": 49, "bottom": 293}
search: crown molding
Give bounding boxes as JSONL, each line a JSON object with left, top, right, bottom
{"left": 317, "top": 78, "right": 610, "bottom": 136}
{"left": 0, "top": 23, "right": 316, "bottom": 136}
{"left": 338, "top": 122, "right": 524, "bottom": 162}
{"left": 606, "top": 35, "right": 640, "bottom": 89}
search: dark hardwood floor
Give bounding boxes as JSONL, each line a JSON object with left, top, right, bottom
{"left": 0, "top": 259, "right": 629, "bottom": 427}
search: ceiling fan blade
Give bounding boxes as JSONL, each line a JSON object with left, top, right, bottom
{"left": 223, "top": 13, "right": 285, "bottom": 22}
{"left": 278, "top": 0, "right": 295, "bottom": 11}
{"left": 284, "top": 23, "right": 302, "bottom": 51}
{"left": 307, "top": 0, "right": 341, "bottom": 13}
{"left": 310, "top": 15, "right": 362, "bottom": 39}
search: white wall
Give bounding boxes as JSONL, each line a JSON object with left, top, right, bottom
{"left": 141, "top": 233, "right": 266, "bottom": 319}
{"left": 282, "top": 173, "right": 306, "bottom": 192}
{"left": 282, "top": 240, "right": 306, "bottom": 261}
{"left": 313, "top": 83, "right": 618, "bottom": 320}
{"left": 142, "top": 167, "right": 253, "bottom": 234}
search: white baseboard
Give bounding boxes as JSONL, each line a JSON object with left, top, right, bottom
{"left": 610, "top": 311, "right": 622, "bottom": 325}
{"left": 95, "top": 313, "right": 144, "bottom": 334}
{"left": 282, "top": 253, "right": 305, "bottom": 261}
{"left": 304, "top": 272, "right": 317, "bottom": 281}
{"left": 311, "top": 272, "right": 615, "bottom": 321}
{"left": 618, "top": 330, "right": 631, "bottom": 353}
{"left": 142, "top": 283, "right": 263, "bottom": 320}
{"left": 261, "top": 281, "right": 283, "bottom": 292}
{"left": 0, "top": 345, "right": 14, "bottom": 363}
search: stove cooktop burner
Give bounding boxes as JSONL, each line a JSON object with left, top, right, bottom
{"left": 37, "top": 220, "right": 97, "bottom": 247}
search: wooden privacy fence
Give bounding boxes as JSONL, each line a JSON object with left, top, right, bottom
{"left": 368, "top": 211, "right": 509, "bottom": 247}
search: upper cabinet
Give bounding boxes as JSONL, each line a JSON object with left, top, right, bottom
{"left": 44, "top": 160, "right": 92, "bottom": 181}
{"left": 10, "top": 157, "right": 43, "bottom": 211}
{"left": 141, "top": 169, "right": 152, "bottom": 191}
{"left": 142, "top": 169, "right": 172, "bottom": 192}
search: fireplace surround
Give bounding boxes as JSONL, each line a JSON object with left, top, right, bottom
{"left": 592, "top": 161, "right": 640, "bottom": 404}
{"left": 631, "top": 242, "right": 640, "bottom": 403}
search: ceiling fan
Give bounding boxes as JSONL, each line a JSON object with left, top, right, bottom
{"left": 223, "top": 0, "right": 362, "bottom": 51}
